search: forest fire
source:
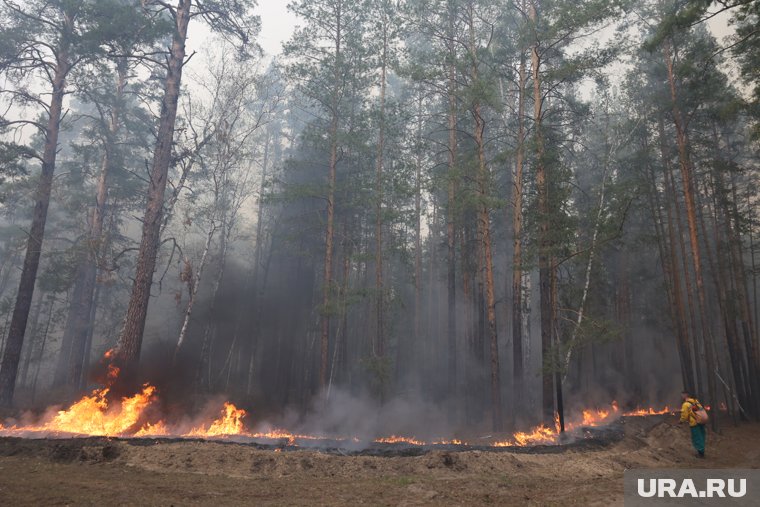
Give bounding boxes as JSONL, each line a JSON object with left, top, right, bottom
{"left": 0, "top": 385, "right": 674, "bottom": 448}
{"left": 0, "top": 354, "right": 673, "bottom": 447}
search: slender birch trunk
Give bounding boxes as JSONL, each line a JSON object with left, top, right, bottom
{"left": 174, "top": 223, "right": 217, "bottom": 359}
{"left": 512, "top": 49, "right": 527, "bottom": 420}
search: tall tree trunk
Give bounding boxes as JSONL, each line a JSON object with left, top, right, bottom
{"left": 530, "top": 1, "right": 554, "bottom": 426}
{"left": 0, "top": 33, "right": 71, "bottom": 407}
{"left": 56, "top": 59, "right": 127, "bottom": 388}
{"left": 114, "top": 0, "right": 191, "bottom": 385}
{"left": 374, "top": 10, "right": 388, "bottom": 358}
{"left": 655, "top": 118, "right": 696, "bottom": 392}
{"left": 665, "top": 142, "right": 704, "bottom": 397}
{"left": 468, "top": 7, "right": 500, "bottom": 431}
{"left": 446, "top": 2, "right": 459, "bottom": 405}
{"left": 664, "top": 40, "right": 719, "bottom": 430}
{"left": 319, "top": 1, "right": 342, "bottom": 391}
{"left": 512, "top": 50, "right": 527, "bottom": 423}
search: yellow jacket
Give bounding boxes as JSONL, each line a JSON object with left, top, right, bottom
{"left": 680, "top": 398, "right": 701, "bottom": 427}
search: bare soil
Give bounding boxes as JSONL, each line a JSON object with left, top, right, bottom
{"left": 0, "top": 416, "right": 758, "bottom": 506}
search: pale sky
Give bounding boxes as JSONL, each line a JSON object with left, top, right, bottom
{"left": 256, "top": 2, "right": 300, "bottom": 57}
{"left": 186, "top": 2, "right": 299, "bottom": 60}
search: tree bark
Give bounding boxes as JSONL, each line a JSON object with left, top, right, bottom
{"left": 467, "top": 6, "right": 500, "bottom": 431}
{"left": 512, "top": 49, "right": 527, "bottom": 422}
{"left": 665, "top": 143, "right": 704, "bottom": 397}
{"left": 530, "top": 0, "right": 554, "bottom": 426}
{"left": 0, "top": 29, "right": 71, "bottom": 406}
{"left": 319, "top": 0, "right": 342, "bottom": 391}
{"left": 663, "top": 39, "right": 719, "bottom": 430}
{"left": 114, "top": 0, "right": 192, "bottom": 386}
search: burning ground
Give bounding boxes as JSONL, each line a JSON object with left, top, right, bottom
{"left": 0, "top": 417, "right": 758, "bottom": 506}
{"left": 0, "top": 364, "right": 750, "bottom": 505}
{"left": 0, "top": 366, "right": 673, "bottom": 448}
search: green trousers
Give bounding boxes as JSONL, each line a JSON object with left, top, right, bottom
{"left": 690, "top": 424, "right": 706, "bottom": 453}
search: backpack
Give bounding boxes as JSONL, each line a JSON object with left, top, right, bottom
{"left": 690, "top": 401, "right": 709, "bottom": 424}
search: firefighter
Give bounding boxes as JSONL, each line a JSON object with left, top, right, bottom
{"left": 679, "top": 390, "right": 706, "bottom": 458}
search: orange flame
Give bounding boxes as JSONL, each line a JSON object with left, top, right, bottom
{"left": 248, "top": 428, "right": 308, "bottom": 445}
{"left": 133, "top": 420, "right": 169, "bottom": 437}
{"left": 375, "top": 435, "right": 425, "bottom": 446}
{"left": 493, "top": 424, "right": 557, "bottom": 447}
{"left": 0, "top": 384, "right": 159, "bottom": 437}
{"left": 185, "top": 402, "right": 247, "bottom": 437}
{"left": 623, "top": 405, "right": 672, "bottom": 416}
{"left": 432, "top": 438, "right": 464, "bottom": 445}
{"left": 581, "top": 407, "right": 612, "bottom": 426}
